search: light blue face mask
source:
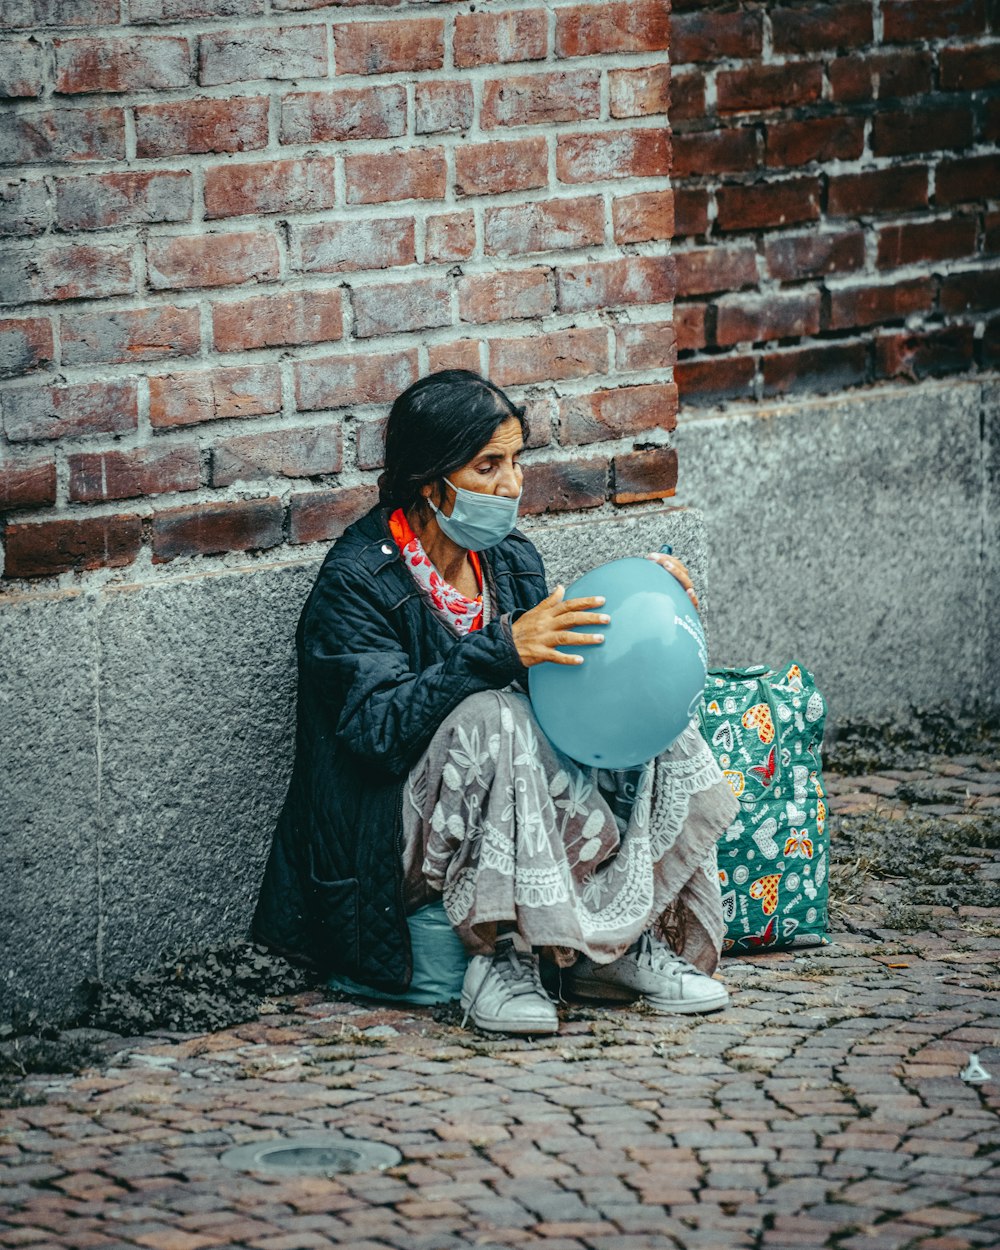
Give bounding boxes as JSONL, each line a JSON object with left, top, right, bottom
{"left": 428, "top": 478, "right": 522, "bottom": 551}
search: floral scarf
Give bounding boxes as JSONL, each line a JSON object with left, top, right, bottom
{"left": 389, "top": 508, "right": 484, "bottom": 633}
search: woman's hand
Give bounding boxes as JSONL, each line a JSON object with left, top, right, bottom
{"left": 645, "top": 551, "right": 700, "bottom": 610}
{"left": 512, "top": 586, "right": 610, "bottom": 667}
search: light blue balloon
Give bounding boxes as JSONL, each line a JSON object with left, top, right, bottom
{"left": 529, "top": 557, "right": 708, "bottom": 769}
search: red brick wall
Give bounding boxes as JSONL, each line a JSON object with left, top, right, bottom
{"left": 0, "top": 1, "right": 674, "bottom": 582}
{"left": 671, "top": 0, "right": 1000, "bottom": 405}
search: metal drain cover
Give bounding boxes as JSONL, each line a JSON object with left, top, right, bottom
{"left": 220, "top": 1133, "right": 402, "bottom": 1176}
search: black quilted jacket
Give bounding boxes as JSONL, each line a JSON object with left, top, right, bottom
{"left": 252, "top": 503, "right": 549, "bottom": 993}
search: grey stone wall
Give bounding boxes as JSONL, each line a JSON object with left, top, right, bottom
{"left": 674, "top": 376, "right": 999, "bottom": 729}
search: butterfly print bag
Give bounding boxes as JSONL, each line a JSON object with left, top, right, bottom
{"left": 700, "top": 663, "right": 829, "bottom": 953}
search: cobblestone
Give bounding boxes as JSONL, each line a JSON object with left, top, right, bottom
{"left": 2, "top": 754, "right": 999, "bottom": 1249}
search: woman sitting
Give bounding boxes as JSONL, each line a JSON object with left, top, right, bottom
{"left": 253, "top": 369, "right": 738, "bottom": 1034}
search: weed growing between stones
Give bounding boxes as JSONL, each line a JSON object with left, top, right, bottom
{"left": 830, "top": 808, "right": 1000, "bottom": 911}
{"left": 1, "top": 940, "right": 316, "bottom": 1094}
{"left": 825, "top": 713, "right": 1000, "bottom": 774}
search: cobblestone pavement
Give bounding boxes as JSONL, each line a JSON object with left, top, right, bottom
{"left": 3, "top": 754, "right": 999, "bottom": 1250}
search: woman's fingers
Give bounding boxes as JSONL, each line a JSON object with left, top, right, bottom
{"left": 645, "top": 551, "right": 698, "bottom": 606}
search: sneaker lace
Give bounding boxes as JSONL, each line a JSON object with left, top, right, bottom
{"left": 635, "top": 931, "right": 697, "bottom": 978}
{"left": 462, "top": 938, "right": 547, "bottom": 1026}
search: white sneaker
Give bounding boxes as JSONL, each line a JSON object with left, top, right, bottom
{"left": 460, "top": 937, "right": 559, "bottom": 1035}
{"left": 568, "top": 932, "right": 729, "bottom": 1015}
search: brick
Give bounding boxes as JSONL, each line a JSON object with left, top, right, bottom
{"left": 484, "top": 196, "right": 604, "bottom": 257}
{"left": 672, "top": 128, "right": 758, "bottom": 177}
{"left": 716, "top": 63, "right": 823, "bottom": 114}
{"left": 765, "top": 230, "right": 866, "bottom": 280}
{"left": 61, "top": 305, "right": 200, "bottom": 366}
{"left": 560, "top": 383, "right": 677, "bottom": 447}
{"left": 136, "top": 97, "right": 269, "bottom": 158}
{"left": 152, "top": 497, "right": 283, "bottom": 562}
{"left": 872, "top": 106, "right": 974, "bottom": 158}
{"left": 556, "top": 2, "right": 670, "bottom": 57}
{"left": 295, "top": 350, "right": 418, "bottom": 412}
{"left": 761, "top": 341, "right": 869, "bottom": 395}
{"left": 716, "top": 178, "right": 821, "bottom": 231}
{"left": 612, "top": 190, "right": 673, "bottom": 243}
{"left": 281, "top": 86, "right": 407, "bottom": 144}
{"left": 940, "top": 267, "right": 1000, "bottom": 313}
{"left": 936, "top": 154, "right": 1000, "bottom": 204}
{"left": 415, "top": 81, "right": 474, "bottom": 135}
{"left": 456, "top": 138, "right": 548, "bottom": 196}
{"left": 520, "top": 456, "right": 607, "bottom": 514}
{"left": 828, "top": 165, "right": 929, "bottom": 216}
{"left": 556, "top": 128, "right": 670, "bottom": 183}
{"left": 0, "top": 458, "right": 56, "bottom": 511}
{"left": 984, "top": 315, "right": 1000, "bottom": 367}
{"left": 0, "top": 242, "right": 135, "bottom": 303}
{"left": 675, "top": 355, "right": 755, "bottom": 404}
{"left": 4, "top": 514, "right": 141, "bottom": 579}
{"left": 490, "top": 327, "right": 607, "bottom": 386}
{"left": 986, "top": 208, "right": 1000, "bottom": 252}
{"left": 54, "top": 37, "right": 189, "bottom": 94}
{"left": 669, "top": 71, "right": 706, "bottom": 123}
{"left": 199, "top": 27, "right": 326, "bottom": 86}
{"left": 0, "top": 178, "right": 50, "bottom": 238}
{"left": 481, "top": 71, "right": 600, "bottom": 128}
{"left": 771, "top": 3, "right": 873, "bottom": 52}
{"left": 882, "top": 0, "right": 986, "bottom": 43}
{"left": 5, "top": 0, "right": 119, "bottom": 26}
{"left": 212, "top": 289, "right": 342, "bottom": 352}
{"left": 828, "top": 50, "right": 932, "bottom": 102}
{"left": 333, "top": 19, "right": 443, "bottom": 76}
{"left": 0, "top": 40, "right": 44, "bottom": 96}
{"left": 344, "top": 148, "right": 446, "bottom": 204}
{"left": 68, "top": 444, "right": 200, "bottom": 502}
{"left": 672, "top": 305, "right": 706, "bottom": 352}
{"left": 0, "top": 318, "right": 54, "bottom": 378}
{"left": 148, "top": 365, "right": 282, "bottom": 428}
{"left": 557, "top": 256, "right": 676, "bottom": 313}
{"left": 671, "top": 10, "right": 763, "bottom": 62}
{"left": 459, "top": 269, "right": 553, "bottom": 324}
{"left": 147, "top": 230, "right": 279, "bottom": 291}
{"left": 876, "top": 324, "right": 976, "bottom": 380}
{"left": 1, "top": 379, "right": 137, "bottom": 442}
{"left": 289, "top": 485, "right": 379, "bottom": 545}
{"left": 427, "top": 339, "right": 483, "bottom": 375}
{"left": 828, "top": 278, "right": 935, "bottom": 329}
{"left": 611, "top": 445, "right": 678, "bottom": 505}
{"left": 204, "top": 157, "right": 336, "bottom": 220}
{"left": 212, "top": 425, "right": 342, "bottom": 487}
{"left": 616, "top": 319, "right": 678, "bottom": 368}
{"left": 351, "top": 277, "right": 451, "bottom": 339}
{"left": 454, "top": 10, "right": 548, "bottom": 68}
{"left": 609, "top": 64, "right": 671, "bottom": 119}
{"left": 355, "top": 416, "right": 388, "bottom": 470}
{"left": 425, "top": 212, "right": 475, "bottom": 263}
{"left": 765, "top": 115, "right": 865, "bottom": 168}
{"left": 941, "top": 43, "right": 1000, "bottom": 90}
{"left": 673, "top": 188, "right": 710, "bottom": 237}
{"left": 296, "top": 217, "right": 415, "bottom": 274}
{"left": 56, "top": 170, "right": 192, "bottom": 231}
{"left": 715, "top": 290, "right": 821, "bottom": 347}
{"left": 131, "top": 0, "right": 261, "bottom": 18}
{"left": 675, "top": 245, "right": 758, "bottom": 297}
{"left": 876, "top": 218, "right": 978, "bottom": 268}
{"left": 0, "top": 106, "right": 125, "bottom": 164}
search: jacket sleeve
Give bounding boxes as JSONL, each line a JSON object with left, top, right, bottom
{"left": 301, "top": 561, "right": 529, "bottom": 777}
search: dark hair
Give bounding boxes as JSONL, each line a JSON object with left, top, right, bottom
{"left": 378, "top": 370, "right": 527, "bottom": 513}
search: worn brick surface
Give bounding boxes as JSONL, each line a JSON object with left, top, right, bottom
{"left": 3, "top": 755, "right": 999, "bottom": 1250}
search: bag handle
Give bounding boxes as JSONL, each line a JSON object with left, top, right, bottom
{"left": 700, "top": 666, "right": 785, "bottom": 791}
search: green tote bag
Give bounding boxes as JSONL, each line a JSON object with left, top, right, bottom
{"left": 700, "top": 663, "right": 829, "bottom": 953}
